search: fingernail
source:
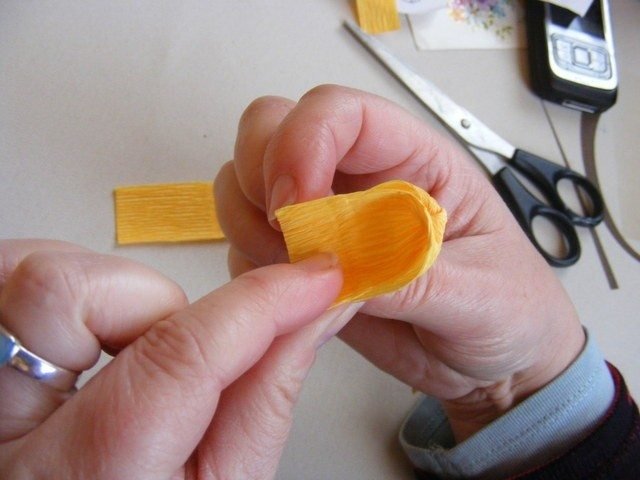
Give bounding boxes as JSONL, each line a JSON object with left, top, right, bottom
{"left": 315, "top": 302, "right": 363, "bottom": 348}
{"left": 268, "top": 174, "right": 297, "bottom": 226}
{"left": 296, "top": 252, "right": 340, "bottom": 272}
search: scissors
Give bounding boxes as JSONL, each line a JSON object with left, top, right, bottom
{"left": 344, "top": 20, "right": 605, "bottom": 268}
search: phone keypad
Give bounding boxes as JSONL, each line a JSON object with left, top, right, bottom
{"left": 551, "top": 34, "right": 612, "bottom": 79}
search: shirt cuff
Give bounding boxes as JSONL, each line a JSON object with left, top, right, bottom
{"left": 399, "top": 329, "right": 614, "bottom": 479}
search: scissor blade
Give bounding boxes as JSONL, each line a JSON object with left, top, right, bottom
{"left": 344, "top": 20, "right": 516, "bottom": 160}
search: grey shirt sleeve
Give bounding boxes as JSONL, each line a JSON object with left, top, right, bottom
{"left": 399, "top": 329, "right": 614, "bottom": 479}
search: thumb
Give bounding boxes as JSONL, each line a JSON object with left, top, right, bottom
{"left": 21, "top": 254, "right": 342, "bottom": 480}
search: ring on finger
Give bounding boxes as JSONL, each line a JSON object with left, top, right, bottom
{"left": 0, "top": 324, "right": 79, "bottom": 392}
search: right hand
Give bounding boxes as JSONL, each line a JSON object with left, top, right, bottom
{"left": 0, "top": 240, "right": 345, "bottom": 479}
{"left": 214, "top": 85, "right": 586, "bottom": 441}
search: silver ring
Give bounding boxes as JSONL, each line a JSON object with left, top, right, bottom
{"left": 0, "top": 324, "right": 79, "bottom": 392}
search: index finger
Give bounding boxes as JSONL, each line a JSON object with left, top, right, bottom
{"left": 261, "top": 85, "right": 492, "bottom": 236}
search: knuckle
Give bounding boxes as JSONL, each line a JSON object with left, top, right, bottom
{"left": 232, "top": 268, "right": 300, "bottom": 331}
{"left": 213, "top": 162, "right": 240, "bottom": 214}
{"left": 213, "top": 161, "right": 235, "bottom": 194}
{"left": 233, "top": 270, "right": 281, "bottom": 317}
{"left": 260, "top": 364, "right": 306, "bottom": 420}
{"left": 239, "top": 95, "right": 294, "bottom": 128}
{"left": 10, "top": 252, "right": 85, "bottom": 304}
{"left": 251, "top": 347, "right": 317, "bottom": 429}
{"left": 386, "top": 271, "right": 435, "bottom": 316}
{"left": 133, "top": 315, "right": 214, "bottom": 387}
{"left": 300, "top": 83, "right": 346, "bottom": 102}
{"left": 297, "top": 85, "right": 362, "bottom": 149}
{"left": 299, "top": 84, "right": 361, "bottom": 118}
{"left": 213, "top": 163, "right": 240, "bottom": 223}
{"left": 164, "top": 282, "right": 189, "bottom": 312}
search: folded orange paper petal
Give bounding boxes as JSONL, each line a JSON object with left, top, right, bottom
{"left": 275, "top": 180, "right": 447, "bottom": 304}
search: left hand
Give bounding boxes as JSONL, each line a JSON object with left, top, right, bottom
{"left": 0, "top": 239, "right": 351, "bottom": 479}
{"left": 214, "top": 85, "right": 585, "bottom": 441}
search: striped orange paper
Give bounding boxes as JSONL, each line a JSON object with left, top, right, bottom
{"left": 275, "top": 180, "right": 446, "bottom": 304}
{"left": 114, "top": 182, "right": 224, "bottom": 244}
{"left": 355, "top": 0, "right": 400, "bottom": 34}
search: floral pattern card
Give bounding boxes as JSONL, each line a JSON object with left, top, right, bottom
{"left": 405, "top": 0, "right": 527, "bottom": 50}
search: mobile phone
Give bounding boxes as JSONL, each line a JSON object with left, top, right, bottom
{"left": 525, "top": 0, "right": 618, "bottom": 113}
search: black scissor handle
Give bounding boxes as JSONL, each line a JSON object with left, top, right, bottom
{"left": 510, "top": 149, "right": 604, "bottom": 227}
{"left": 493, "top": 167, "right": 580, "bottom": 267}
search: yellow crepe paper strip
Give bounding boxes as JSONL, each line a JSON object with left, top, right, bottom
{"left": 275, "top": 180, "right": 446, "bottom": 304}
{"left": 355, "top": 0, "right": 401, "bottom": 34}
{"left": 114, "top": 182, "right": 224, "bottom": 244}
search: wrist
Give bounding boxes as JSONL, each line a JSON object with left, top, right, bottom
{"left": 399, "top": 329, "right": 614, "bottom": 478}
{"left": 443, "top": 318, "right": 586, "bottom": 442}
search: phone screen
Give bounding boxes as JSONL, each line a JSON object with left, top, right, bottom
{"left": 549, "top": 0, "right": 604, "bottom": 39}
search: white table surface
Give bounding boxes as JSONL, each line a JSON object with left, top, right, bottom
{"left": 1, "top": 2, "right": 638, "bottom": 479}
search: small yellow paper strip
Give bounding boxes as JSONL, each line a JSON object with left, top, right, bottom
{"left": 275, "top": 180, "right": 446, "bottom": 304}
{"left": 355, "top": 0, "right": 401, "bottom": 34}
{"left": 114, "top": 182, "right": 224, "bottom": 244}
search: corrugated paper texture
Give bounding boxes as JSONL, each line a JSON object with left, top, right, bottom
{"left": 276, "top": 180, "right": 446, "bottom": 304}
{"left": 114, "top": 182, "right": 224, "bottom": 244}
{"left": 355, "top": 0, "right": 400, "bottom": 34}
